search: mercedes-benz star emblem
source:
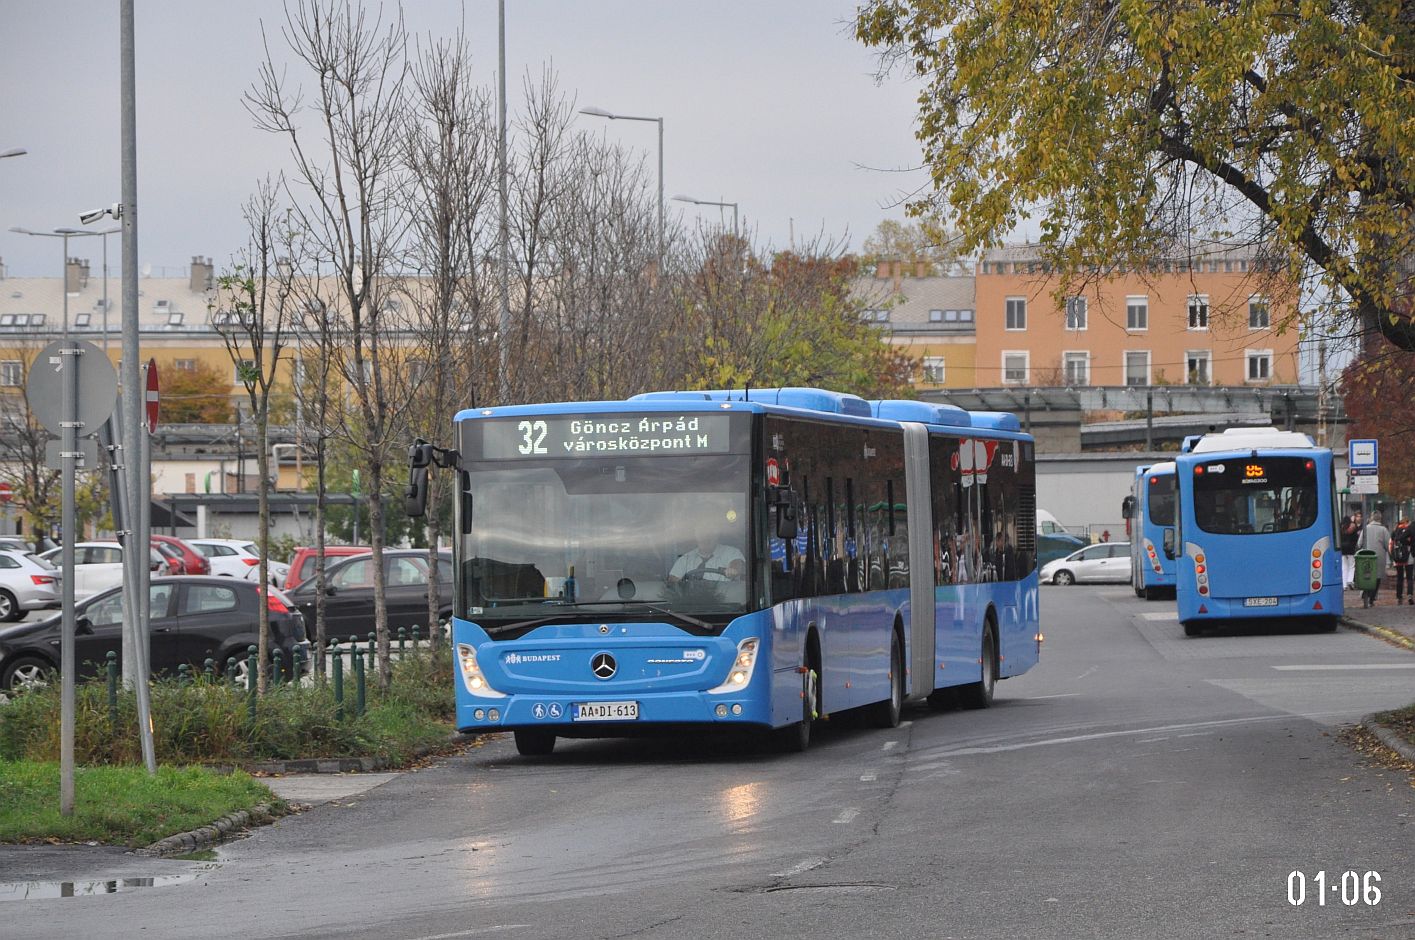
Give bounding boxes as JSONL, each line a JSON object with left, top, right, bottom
{"left": 591, "top": 652, "right": 617, "bottom": 680}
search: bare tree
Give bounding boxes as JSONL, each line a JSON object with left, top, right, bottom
{"left": 403, "top": 30, "right": 497, "bottom": 643}
{"left": 210, "top": 178, "right": 298, "bottom": 692}
{"left": 248, "top": 0, "right": 414, "bottom": 687}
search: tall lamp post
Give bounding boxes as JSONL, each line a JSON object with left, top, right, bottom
{"left": 8, "top": 226, "right": 108, "bottom": 336}
{"left": 672, "top": 194, "right": 738, "bottom": 238}
{"left": 579, "top": 106, "right": 664, "bottom": 261}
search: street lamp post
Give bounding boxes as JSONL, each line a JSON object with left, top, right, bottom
{"left": 8, "top": 226, "right": 109, "bottom": 336}
{"left": 672, "top": 194, "right": 739, "bottom": 238}
{"left": 578, "top": 106, "right": 664, "bottom": 261}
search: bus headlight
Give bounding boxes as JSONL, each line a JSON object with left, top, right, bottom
{"left": 458, "top": 643, "right": 505, "bottom": 697}
{"left": 708, "top": 638, "right": 759, "bottom": 694}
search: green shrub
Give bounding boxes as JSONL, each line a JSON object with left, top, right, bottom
{"left": 0, "top": 649, "right": 455, "bottom": 766}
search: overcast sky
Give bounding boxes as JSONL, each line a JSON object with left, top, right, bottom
{"left": 0, "top": 1, "right": 929, "bottom": 278}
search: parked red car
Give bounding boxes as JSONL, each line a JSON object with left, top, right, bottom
{"left": 150, "top": 534, "right": 210, "bottom": 576}
{"left": 283, "top": 545, "right": 371, "bottom": 591}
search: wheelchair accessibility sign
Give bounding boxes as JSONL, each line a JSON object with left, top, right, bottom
{"left": 532, "top": 703, "right": 564, "bottom": 720}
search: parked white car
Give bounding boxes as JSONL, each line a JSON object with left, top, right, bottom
{"left": 37, "top": 542, "right": 166, "bottom": 600}
{"left": 1040, "top": 542, "right": 1133, "bottom": 585}
{"left": 0, "top": 550, "right": 60, "bottom": 621}
{"left": 188, "top": 538, "right": 290, "bottom": 587}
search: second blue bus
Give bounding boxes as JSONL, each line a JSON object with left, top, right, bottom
{"left": 1125, "top": 461, "right": 1177, "bottom": 599}
{"left": 1174, "top": 428, "right": 1342, "bottom": 636}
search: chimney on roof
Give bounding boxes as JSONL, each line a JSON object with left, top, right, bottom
{"left": 0, "top": 257, "right": 6, "bottom": 280}
{"left": 190, "top": 256, "right": 213, "bottom": 293}
{"left": 65, "top": 257, "right": 88, "bottom": 293}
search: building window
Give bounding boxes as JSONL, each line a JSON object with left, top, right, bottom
{"left": 0, "top": 315, "right": 13, "bottom": 327}
{"left": 921, "top": 357, "right": 946, "bottom": 384}
{"left": 74, "top": 313, "right": 91, "bottom": 328}
{"left": 874, "top": 309, "right": 890, "bottom": 323}
{"left": 1248, "top": 296, "right": 1270, "bottom": 330}
{"left": 1005, "top": 297, "right": 1027, "bottom": 331}
{"left": 1002, "top": 351, "right": 1029, "bottom": 385}
{"left": 1065, "top": 296, "right": 1088, "bottom": 330}
{"left": 1246, "top": 350, "right": 1272, "bottom": 382}
{"left": 1125, "top": 350, "right": 1151, "bottom": 386}
{"left": 929, "top": 309, "right": 943, "bottom": 323}
{"left": 1126, "top": 296, "right": 1148, "bottom": 331}
{"left": 1188, "top": 295, "right": 1209, "bottom": 330}
{"left": 959, "top": 309, "right": 974, "bottom": 322}
{"left": 29, "top": 314, "right": 44, "bottom": 327}
{"left": 1062, "top": 351, "right": 1090, "bottom": 385}
{"left": 174, "top": 359, "right": 197, "bottom": 372}
{"left": 1185, "top": 350, "right": 1212, "bottom": 386}
{"left": 167, "top": 311, "right": 184, "bottom": 326}
{"left": 0, "top": 361, "right": 21, "bottom": 386}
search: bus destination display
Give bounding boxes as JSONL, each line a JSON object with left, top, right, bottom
{"left": 480, "top": 414, "right": 733, "bottom": 459}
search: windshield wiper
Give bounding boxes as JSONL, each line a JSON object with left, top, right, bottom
{"left": 547, "top": 600, "right": 717, "bottom": 632}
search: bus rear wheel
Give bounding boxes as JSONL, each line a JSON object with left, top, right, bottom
{"left": 1182, "top": 621, "right": 1203, "bottom": 637}
{"left": 958, "top": 624, "right": 996, "bottom": 709}
{"left": 514, "top": 729, "right": 556, "bottom": 756}
{"left": 868, "top": 631, "right": 903, "bottom": 729}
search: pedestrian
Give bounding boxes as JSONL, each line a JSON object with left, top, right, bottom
{"left": 1357, "top": 510, "right": 1390, "bottom": 608}
{"left": 1392, "top": 515, "right": 1414, "bottom": 606}
{"left": 1339, "top": 506, "right": 1363, "bottom": 588}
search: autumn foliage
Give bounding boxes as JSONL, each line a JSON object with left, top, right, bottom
{"left": 1339, "top": 350, "right": 1415, "bottom": 499}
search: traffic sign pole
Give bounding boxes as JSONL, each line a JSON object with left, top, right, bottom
{"left": 59, "top": 342, "right": 78, "bottom": 816}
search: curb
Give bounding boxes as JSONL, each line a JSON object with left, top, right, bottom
{"left": 1339, "top": 616, "right": 1415, "bottom": 651}
{"left": 134, "top": 734, "right": 477, "bottom": 857}
{"left": 135, "top": 801, "right": 292, "bottom": 858}
{"left": 1360, "top": 717, "right": 1415, "bottom": 766}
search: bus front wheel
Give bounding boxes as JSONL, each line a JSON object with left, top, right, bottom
{"left": 514, "top": 729, "right": 556, "bottom": 756}
{"left": 775, "top": 659, "right": 820, "bottom": 753}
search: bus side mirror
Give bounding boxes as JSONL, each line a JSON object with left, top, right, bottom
{"left": 1162, "top": 527, "right": 1176, "bottom": 560}
{"left": 773, "top": 487, "right": 799, "bottom": 541}
{"left": 1121, "top": 495, "right": 1136, "bottom": 519}
{"left": 406, "top": 441, "right": 433, "bottom": 518}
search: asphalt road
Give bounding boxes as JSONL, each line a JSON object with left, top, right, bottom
{"left": 3, "top": 585, "right": 1413, "bottom": 939}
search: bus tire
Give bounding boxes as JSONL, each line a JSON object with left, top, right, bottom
{"left": 868, "top": 630, "right": 904, "bottom": 729}
{"left": 1142, "top": 586, "right": 1157, "bottom": 601}
{"left": 775, "top": 648, "right": 820, "bottom": 753}
{"left": 1182, "top": 621, "right": 1203, "bottom": 637}
{"left": 1314, "top": 616, "right": 1338, "bottom": 633}
{"left": 513, "top": 729, "right": 556, "bottom": 756}
{"left": 958, "top": 622, "right": 996, "bottom": 710}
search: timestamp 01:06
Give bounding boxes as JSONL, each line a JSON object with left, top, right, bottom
{"left": 1287, "top": 870, "right": 1381, "bottom": 906}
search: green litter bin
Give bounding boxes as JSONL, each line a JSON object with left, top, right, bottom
{"left": 1354, "top": 549, "right": 1381, "bottom": 592}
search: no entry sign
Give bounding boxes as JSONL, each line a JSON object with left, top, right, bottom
{"left": 145, "top": 358, "right": 160, "bottom": 433}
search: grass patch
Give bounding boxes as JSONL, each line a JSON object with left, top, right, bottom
{"left": 0, "top": 761, "right": 275, "bottom": 847}
{"left": 1370, "top": 704, "right": 1415, "bottom": 750}
{"left": 0, "top": 646, "right": 457, "bottom": 768}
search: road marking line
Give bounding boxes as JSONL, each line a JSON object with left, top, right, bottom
{"left": 1140, "top": 612, "right": 1178, "bottom": 621}
{"left": 860, "top": 772, "right": 877, "bottom": 782}
{"left": 770, "top": 856, "right": 826, "bottom": 878}
{"left": 882, "top": 740, "right": 898, "bottom": 750}
{"left": 1176, "top": 732, "right": 1212, "bottom": 738}
{"left": 934, "top": 712, "right": 1348, "bottom": 756}
{"left": 1272, "top": 664, "right": 1415, "bottom": 671}
{"left": 834, "top": 807, "right": 860, "bottom": 824}
{"left": 1029, "top": 692, "right": 1083, "bottom": 700}
{"left": 1137, "top": 737, "right": 1171, "bottom": 743}
{"left": 408, "top": 927, "right": 532, "bottom": 940}
{"left": 1074, "top": 665, "right": 1099, "bottom": 680}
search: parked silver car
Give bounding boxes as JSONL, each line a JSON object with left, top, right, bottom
{"left": 0, "top": 549, "right": 60, "bottom": 621}
{"left": 1040, "top": 542, "right": 1133, "bottom": 585}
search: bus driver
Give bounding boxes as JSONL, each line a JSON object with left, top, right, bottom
{"left": 668, "top": 518, "right": 745, "bottom": 583}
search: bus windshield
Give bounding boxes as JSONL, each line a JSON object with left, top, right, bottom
{"left": 1192, "top": 456, "right": 1317, "bottom": 535}
{"left": 1148, "top": 474, "right": 1175, "bottom": 526}
{"left": 459, "top": 454, "right": 752, "bottom": 631}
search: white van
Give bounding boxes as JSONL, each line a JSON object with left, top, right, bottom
{"left": 1036, "top": 508, "right": 1068, "bottom": 536}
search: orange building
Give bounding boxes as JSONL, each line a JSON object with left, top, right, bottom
{"left": 974, "top": 245, "right": 1302, "bottom": 389}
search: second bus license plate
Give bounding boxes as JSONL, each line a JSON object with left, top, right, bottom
{"left": 1243, "top": 596, "right": 1279, "bottom": 607}
{"left": 573, "top": 701, "right": 639, "bottom": 721}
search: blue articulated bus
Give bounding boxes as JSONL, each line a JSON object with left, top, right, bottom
{"left": 1125, "top": 461, "right": 1177, "bottom": 600}
{"left": 1174, "top": 428, "right": 1342, "bottom": 636}
{"left": 421, "top": 387, "right": 1041, "bottom": 755}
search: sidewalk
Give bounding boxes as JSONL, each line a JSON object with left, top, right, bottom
{"left": 1341, "top": 584, "right": 1415, "bottom": 648}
